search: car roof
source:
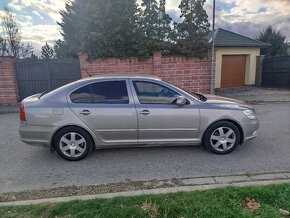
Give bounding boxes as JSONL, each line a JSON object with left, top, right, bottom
{"left": 79, "top": 74, "right": 162, "bottom": 81}
{"left": 40, "top": 75, "right": 162, "bottom": 100}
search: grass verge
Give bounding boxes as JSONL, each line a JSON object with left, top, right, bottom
{"left": 1, "top": 184, "right": 290, "bottom": 218}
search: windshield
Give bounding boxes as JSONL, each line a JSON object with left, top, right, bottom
{"left": 171, "top": 84, "right": 207, "bottom": 102}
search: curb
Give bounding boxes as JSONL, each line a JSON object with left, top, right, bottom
{"left": 1, "top": 173, "right": 290, "bottom": 207}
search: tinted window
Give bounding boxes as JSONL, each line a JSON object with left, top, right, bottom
{"left": 70, "top": 84, "right": 92, "bottom": 103}
{"left": 133, "top": 81, "right": 179, "bottom": 104}
{"left": 91, "top": 81, "right": 129, "bottom": 104}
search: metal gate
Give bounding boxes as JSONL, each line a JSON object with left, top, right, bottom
{"left": 262, "top": 56, "right": 290, "bottom": 89}
{"left": 15, "top": 59, "right": 81, "bottom": 100}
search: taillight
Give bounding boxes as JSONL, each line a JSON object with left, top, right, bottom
{"left": 20, "top": 102, "right": 26, "bottom": 121}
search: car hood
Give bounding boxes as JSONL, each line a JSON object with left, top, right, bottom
{"left": 202, "top": 94, "right": 253, "bottom": 110}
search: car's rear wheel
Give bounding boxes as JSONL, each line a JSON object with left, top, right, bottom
{"left": 54, "top": 127, "right": 93, "bottom": 161}
{"left": 204, "top": 121, "right": 240, "bottom": 154}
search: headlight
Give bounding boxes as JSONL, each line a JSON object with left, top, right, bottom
{"left": 243, "top": 109, "right": 256, "bottom": 120}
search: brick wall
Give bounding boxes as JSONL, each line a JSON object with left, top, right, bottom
{"left": 79, "top": 52, "right": 211, "bottom": 94}
{"left": 0, "top": 57, "right": 18, "bottom": 105}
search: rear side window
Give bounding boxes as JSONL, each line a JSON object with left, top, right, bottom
{"left": 70, "top": 81, "right": 129, "bottom": 104}
{"left": 70, "top": 85, "right": 92, "bottom": 103}
{"left": 91, "top": 81, "right": 129, "bottom": 104}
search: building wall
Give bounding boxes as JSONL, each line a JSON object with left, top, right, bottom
{"left": 0, "top": 57, "right": 18, "bottom": 105}
{"left": 214, "top": 47, "right": 260, "bottom": 88}
{"left": 79, "top": 52, "right": 212, "bottom": 94}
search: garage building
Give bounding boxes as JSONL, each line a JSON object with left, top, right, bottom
{"left": 213, "top": 28, "right": 270, "bottom": 88}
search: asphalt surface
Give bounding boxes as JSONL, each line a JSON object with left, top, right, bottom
{"left": 0, "top": 103, "right": 290, "bottom": 193}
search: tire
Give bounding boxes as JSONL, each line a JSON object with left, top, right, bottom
{"left": 54, "top": 126, "right": 93, "bottom": 161}
{"left": 203, "top": 121, "right": 241, "bottom": 154}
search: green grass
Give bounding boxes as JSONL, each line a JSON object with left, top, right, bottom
{"left": 1, "top": 184, "right": 290, "bottom": 218}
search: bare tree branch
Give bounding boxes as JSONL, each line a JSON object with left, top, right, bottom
{"left": 0, "top": 7, "right": 33, "bottom": 58}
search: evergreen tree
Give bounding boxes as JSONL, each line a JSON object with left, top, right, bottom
{"left": 58, "top": 0, "right": 211, "bottom": 59}
{"left": 257, "top": 26, "right": 289, "bottom": 57}
{"left": 58, "top": 0, "right": 83, "bottom": 58}
{"left": 41, "top": 42, "right": 54, "bottom": 59}
{"left": 58, "top": 0, "right": 140, "bottom": 59}
{"left": 176, "top": 0, "right": 210, "bottom": 57}
{"left": 137, "top": 0, "right": 172, "bottom": 57}
{"left": 53, "top": 39, "right": 77, "bottom": 59}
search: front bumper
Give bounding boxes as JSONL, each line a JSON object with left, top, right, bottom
{"left": 19, "top": 122, "right": 56, "bottom": 148}
{"left": 240, "top": 119, "right": 259, "bottom": 143}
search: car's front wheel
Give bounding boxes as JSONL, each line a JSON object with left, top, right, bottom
{"left": 204, "top": 121, "right": 241, "bottom": 154}
{"left": 54, "top": 127, "right": 93, "bottom": 161}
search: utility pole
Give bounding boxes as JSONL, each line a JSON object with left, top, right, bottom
{"left": 210, "top": 0, "right": 216, "bottom": 94}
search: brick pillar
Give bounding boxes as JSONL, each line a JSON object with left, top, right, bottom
{"left": 0, "top": 57, "right": 18, "bottom": 105}
{"left": 79, "top": 53, "right": 90, "bottom": 78}
{"left": 153, "top": 52, "right": 162, "bottom": 76}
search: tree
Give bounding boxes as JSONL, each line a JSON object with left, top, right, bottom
{"left": 257, "top": 26, "right": 289, "bottom": 57}
{"left": 58, "top": 0, "right": 140, "bottom": 59}
{"left": 0, "top": 36, "right": 5, "bottom": 56}
{"left": 175, "top": 0, "right": 210, "bottom": 57}
{"left": 53, "top": 39, "right": 77, "bottom": 59}
{"left": 41, "top": 42, "right": 54, "bottom": 59}
{"left": 24, "top": 52, "right": 38, "bottom": 60}
{"left": 137, "top": 0, "right": 172, "bottom": 57}
{"left": 58, "top": 0, "right": 211, "bottom": 59}
{"left": 0, "top": 7, "right": 33, "bottom": 58}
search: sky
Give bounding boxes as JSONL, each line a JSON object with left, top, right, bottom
{"left": 0, "top": 0, "right": 289, "bottom": 55}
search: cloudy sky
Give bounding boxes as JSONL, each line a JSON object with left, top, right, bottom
{"left": 0, "top": 0, "right": 289, "bottom": 55}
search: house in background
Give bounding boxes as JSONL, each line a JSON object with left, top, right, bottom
{"left": 213, "top": 28, "right": 270, "bottom": 88}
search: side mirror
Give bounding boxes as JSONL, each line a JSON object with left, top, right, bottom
{"left": 175, "top": 96, "right": 189, "bottom": 106}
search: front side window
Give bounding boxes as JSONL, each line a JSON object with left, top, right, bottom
{"left": 70, "top": 80, "right": 129, "bottom": 104}
{"left": 133, "top": 81, "right": 179, "bottom": 104}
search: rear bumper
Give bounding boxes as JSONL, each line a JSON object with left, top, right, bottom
{"left": 240, "top": 119, "right": 259, "bottom": 143}
{"left": 19, "top": 123, "right": 57, "bottom": 148}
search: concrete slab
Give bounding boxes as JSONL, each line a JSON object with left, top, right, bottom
{"left": 214, "top": 175, "right": 251, "bottom": 184}
{"left": 182, "top": 177, "right": 215, "bottom": 185}
{"left": 250, "top": 173, "right": 287, "bottom": 181}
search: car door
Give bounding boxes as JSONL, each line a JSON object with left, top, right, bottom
{"left": 130, "top": 79, "right": 200, "bottom": 143}
{"left": 68, "top": 79, "right": 138, "bottom": 144}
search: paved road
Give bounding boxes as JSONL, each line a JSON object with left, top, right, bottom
{"left": 0, "top": 103, "right": 290, "bottom": 193}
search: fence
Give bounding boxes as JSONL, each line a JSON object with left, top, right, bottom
{"left": 0, "top": 53, "right": 212, "bottom": 105}
{"left": 262, "top": 56, "right": 290, "bottom": 89}
{"left": 79, "top": 52, "right": 211, "bottom": 94}
{"left": 15, "top": 59, "right": 81, "bottom": 100}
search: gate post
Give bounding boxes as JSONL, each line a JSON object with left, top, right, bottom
{"left": 0, "top": 57, "right": 18, "bottom": 105}
{"left": 255, "top": 55, "right": 265, "bottom": 86}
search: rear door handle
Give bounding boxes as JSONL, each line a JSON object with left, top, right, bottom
{"left": 80, "top": 110, "right": 91, "bottom": 116}
{"left": 139, "top": 110, "right": 150, "bottom": 116}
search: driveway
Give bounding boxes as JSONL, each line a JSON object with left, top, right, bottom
{"left": 215, "top": 86, "right": 290, "bottom": 102}
{"left": 0, "top": 102, "right": 290, "bottom": 193}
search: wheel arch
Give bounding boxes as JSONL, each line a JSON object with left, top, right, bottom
{"left": 202, "top": 119, "right": 244, "bottom": 145}
{"left": 50, "top": 125, "right": 96, "bottom": 152}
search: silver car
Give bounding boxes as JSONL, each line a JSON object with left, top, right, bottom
{"left": 19, "top": 75, "right": 259, "bottom": 161}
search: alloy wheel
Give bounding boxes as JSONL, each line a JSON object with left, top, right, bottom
{"left": 59, "top": 132, "right": 87, "bottom": 158}
{"left": 210, "top": 127, "right": 236, "bottom": 152}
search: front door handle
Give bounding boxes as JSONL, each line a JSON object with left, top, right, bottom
{"left": 139, "top": 110, "right": 150, "bottom": 116}
{"left": 80, "top": 110, "right": 91, "bottom": 116}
